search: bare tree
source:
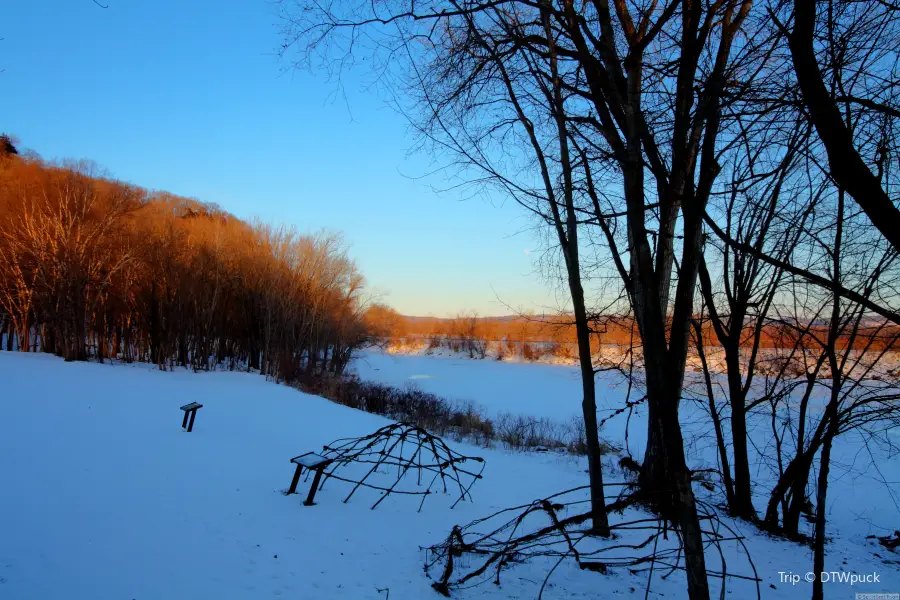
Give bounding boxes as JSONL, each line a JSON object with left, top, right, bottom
{"left": 277, "top": 0, "right": 771, "bottom": 595}
{"left": 694, "top": 118, "right": 819, "bottom": 520}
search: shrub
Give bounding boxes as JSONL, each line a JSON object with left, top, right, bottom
{"left": 494, "top": 412, "right": 568, "bottom": 451}
{"left": 294, "top": 373, "right": 613, "bottom": 456}
{"left": 522, "top": 342, "right": 537, "bottom": 361}
{"left": 495, "top": 345, "right": 506, "bottom": 361}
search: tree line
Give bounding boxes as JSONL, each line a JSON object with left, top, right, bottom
{"left": 0, "top": 138, "right": 368, "bottom": 380}
{"left": 278, "top": 1, "right": 900, "bottom": 598}
{"left": 367, "top": 306, "right": 900, "bottom": 358}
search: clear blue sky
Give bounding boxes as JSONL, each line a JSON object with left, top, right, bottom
{"left": 0, "top": 0, "right": 561, "bottom": 317}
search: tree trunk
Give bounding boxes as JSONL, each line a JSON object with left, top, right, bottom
{"left": 725, "top": 345, "right": 755, "bottom": 519}
{"left": 149, "top": 282, "right": 160, "bottom": 366}
{"left": 18, "top": 313, "right": 30, "bottom": 352}
{"left": 249, "top": 341, "right": 260, "bottom": 371}
{"left": 572, "top": 283, "right": 610, "bottom": 536}
{"left": 641, "top": 381, "right": 710, "bottom": 600}
{"left": 811, "top": 405, "right": 838, "bottom": 600}
{"left": 693, "top": 321, "right": 735, "bottom": 507}
{"left": 764, "top": 450, "right": 814, "bottom": 535}
{"left": 74, "top": 294, "right": 87, "bottom": 361}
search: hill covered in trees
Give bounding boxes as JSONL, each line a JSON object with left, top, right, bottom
{"left": 0, "top": 138, "right": 368, "bottom": 380}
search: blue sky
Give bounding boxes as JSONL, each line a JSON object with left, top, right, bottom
{"left": 0, "top": 0, "right": 561, "bottom": 317}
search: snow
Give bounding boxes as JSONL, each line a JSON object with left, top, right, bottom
{"left": 1, "top": 350, "right": 899, "bottom": 599}
{"left": 352, "top": 348, "right": 900, "bottom": 538}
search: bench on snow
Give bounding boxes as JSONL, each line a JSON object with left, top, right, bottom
{"left": 286, "top": 452, "right": 333, "bottom": 506}
{"left": 179, "top": 402, "right": 203, "bottom": 432}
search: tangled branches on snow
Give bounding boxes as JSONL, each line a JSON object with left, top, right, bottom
{"left": 313, "top": 422, "right": 486, "bottom": 510}
{"left": 424, "top": 486, "right": 760, "bottom": 598}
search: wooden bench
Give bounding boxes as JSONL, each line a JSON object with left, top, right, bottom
{"left": 287, "top": 452, "right": 333, "bottom": 505}
{"left": 180, "top": 402, "right": 203, "bottom": 432}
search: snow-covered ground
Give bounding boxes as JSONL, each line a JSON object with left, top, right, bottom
{"left": 351, "top": 348, "right": 900, "bottom": 578}
{"left": 351, "top": 348, "right": 900, "bottom": 537}
{"left": 1, "top": 350, "right": 898, "bottom": 599}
